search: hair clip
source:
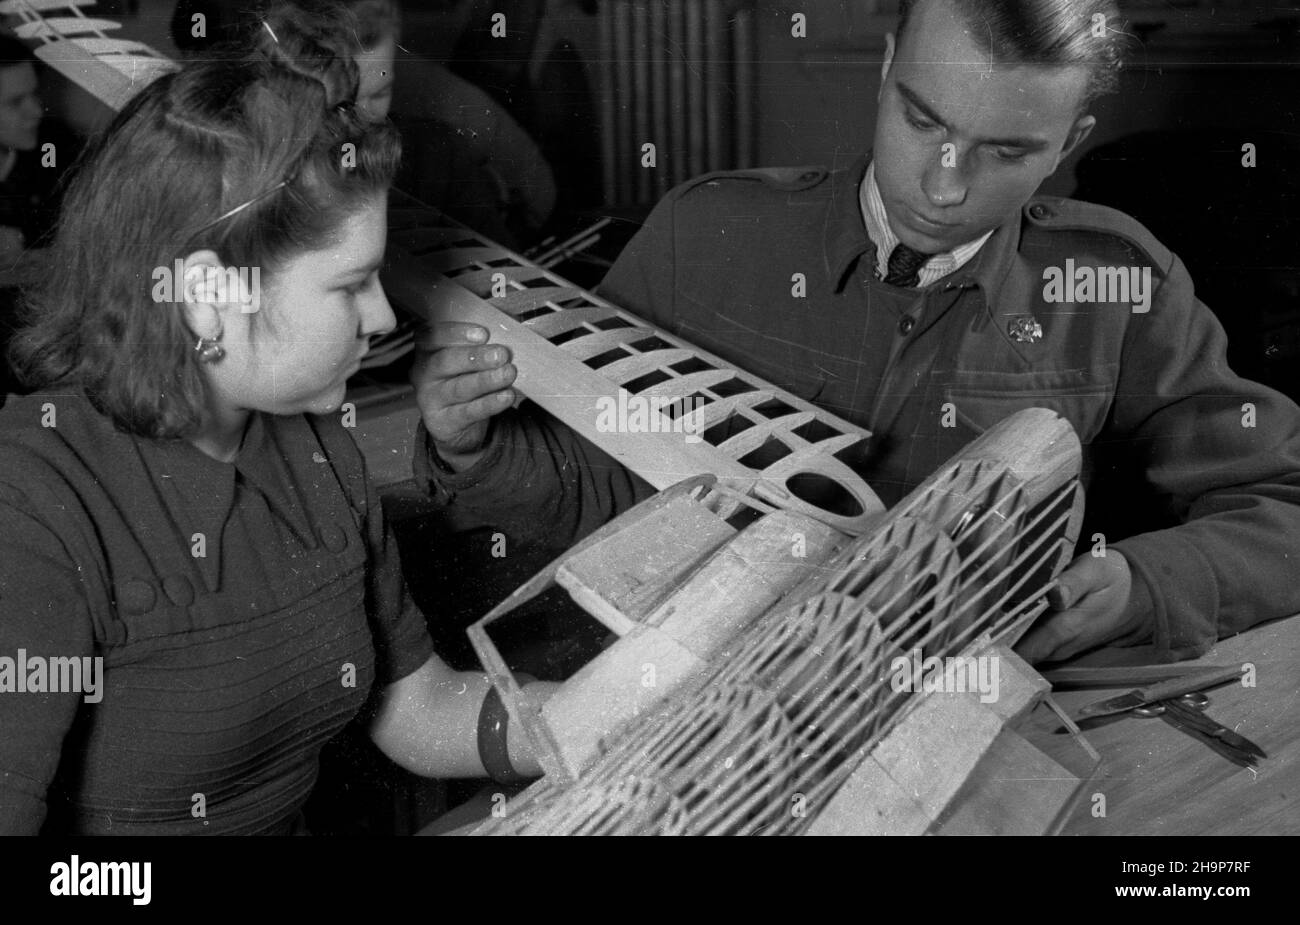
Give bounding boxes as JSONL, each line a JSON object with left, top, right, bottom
{"left": 188, "top": 178, "right": 290, "bottom": 237}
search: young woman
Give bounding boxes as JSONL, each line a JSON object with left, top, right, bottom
{"left": 0, "top": 22, "right": 549, "bottom": 835}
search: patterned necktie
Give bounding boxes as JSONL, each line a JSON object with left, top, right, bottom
{"left": 883, "top": 243, "right": 932, "bottom": 287}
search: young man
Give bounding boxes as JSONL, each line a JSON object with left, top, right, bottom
{"left": 410, "top": 0, "right": 1300, "bottom": 664}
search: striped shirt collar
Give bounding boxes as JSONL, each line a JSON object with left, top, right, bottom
{"left": 859, "top": 160, "right": 994, "bottom": 288}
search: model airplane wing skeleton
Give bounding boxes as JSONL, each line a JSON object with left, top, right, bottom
{"left": 4, "top": 0, "right": 176, "bottom": 111}
{"left": 18, "top": 3, "right": 1099, "bottom": 834}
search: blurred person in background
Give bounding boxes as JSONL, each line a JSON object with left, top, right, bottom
{"left": 172, "top": 0, "right": 557, "bottom": 249}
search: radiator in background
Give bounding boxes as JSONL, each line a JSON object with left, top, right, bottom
{"left": 598, "top": 0, "right": 757, "bottom": 207}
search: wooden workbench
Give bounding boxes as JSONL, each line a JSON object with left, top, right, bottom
{"left": 1031, "top": 615, "right": 1300, "bottom": 836}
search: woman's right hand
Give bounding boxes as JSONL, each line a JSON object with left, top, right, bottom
{"left": 409, "top": 321, "right": 517, "bottom": 471}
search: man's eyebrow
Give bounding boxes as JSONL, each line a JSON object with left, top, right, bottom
{"left": 897, "top": 81, "right": 948, "bottom": 128}
{"left": 895, "top": 80, "right": 1051, "bottom": 151}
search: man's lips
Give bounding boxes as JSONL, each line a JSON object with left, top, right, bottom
{"left": 903, "top": 206, "right": 962, "bottom": 230}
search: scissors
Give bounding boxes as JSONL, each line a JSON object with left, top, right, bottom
{"left": 1130, "top": 690, "right": 1267, "bottom": 769}
{"left": 1046, "top": 664, "right": 1267, "bottom": 770}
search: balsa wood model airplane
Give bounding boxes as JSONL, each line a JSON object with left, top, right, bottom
{"left": 16, "top": 1, "right": 1100, "bottom": 835}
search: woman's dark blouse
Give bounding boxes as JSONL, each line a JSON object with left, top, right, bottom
{"left": 0, "top": 391, "right": 434, "bottom": 834}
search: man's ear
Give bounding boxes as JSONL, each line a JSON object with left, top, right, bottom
{"left": 1055, "top": 113, "right": 1097, "bottom": 168}
{"left": 879, "top": 32, "right": 896, "bottom": 101}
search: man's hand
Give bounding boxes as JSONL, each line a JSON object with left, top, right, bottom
{"left": 410, "top": 321, "right": 517, "bottom": 471}
{"left": 1015, "top": 550, "right": 1143, "bottom": 664}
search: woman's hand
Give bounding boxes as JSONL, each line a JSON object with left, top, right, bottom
{"left": 410, "top": 321, "right": 517, "bottom": 471}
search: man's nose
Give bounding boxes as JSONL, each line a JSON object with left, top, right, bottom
{"left": 361, "top": 285, "right": 397, "bottom": 340}
{"left": 921, "top": 148, "right": 969, "bottom": 208}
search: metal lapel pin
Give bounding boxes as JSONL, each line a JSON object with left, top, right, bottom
{"left": 1007, "top": 315, "right": 1043, "bottom": 344}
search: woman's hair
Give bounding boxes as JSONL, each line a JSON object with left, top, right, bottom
{"left": 8, "top": 3, "right": 402, "bottom": 439}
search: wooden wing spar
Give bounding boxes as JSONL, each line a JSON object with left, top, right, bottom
{"left": 5, "top": 0, "right": 177, "bottom": 112}
{"left": 383, "top": 204, "right": 886, "bottom": 535}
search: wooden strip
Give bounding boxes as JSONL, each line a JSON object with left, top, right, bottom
{"left": 604, "top": 354, "right": 687, "bottom": 389}
{"left": 491, "top": 286, "right": 594, "bottom": 318}
{"left": 806, "top": 754, "right": 932, "bottom": 836}
{"left": 417, "top": 246, "right": 522, "bottom": 274}
{"left": 556, "top": 496, "right": 735, "bottom": 633}
{"left": 1041, "top": 664, "right": 1227, "bottom": 689}
{"left": 466, "top": 616, "right": 571, "bottom": 781}
{"left": 70, "top": 37, "right": 151, "bottom": 54}
{"left": 15, "top": 16, "right": 120, "bottom": 39}
{"left": 100, "top": 55, "right": 174, "bottom": 79}
{"left": 932, "top": 728, "right": 1084, "bottom": 835}
{"left": 436, "top": 267, "right": 502, "bottom": 298}
{"left": 862, "top": 685, "right": 1006, "bottom": 823}
{"left": 540, "top": 625, "right": 708, "bottom": 777}
{"left": 712, "top": 413, "right": 809, "bottom": 457}
{"left": 35, "top": 41, "right": 134, "bottom": 110}
{"left": 548, "top": 326, "right": 657, "bottom": 360}
{"left": 466, "top": 476, "right": 719, "bottom": 783}
{"left": 652, "top": 511, "right": 844, "bottom": 654}
{"left": 450, "top": 267, "right": 568, "bottom": 301}
{"left": 600, "top": 348, "right": 699, "bottom": 383}
{"left": 0, "top": 0, "right": 95, "bottom": 12}
{"left": 637, "top": 367, "right": 740, "bottom": 401}
{"left": 524, "top": 305, "right": 619, "bottom": 338}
